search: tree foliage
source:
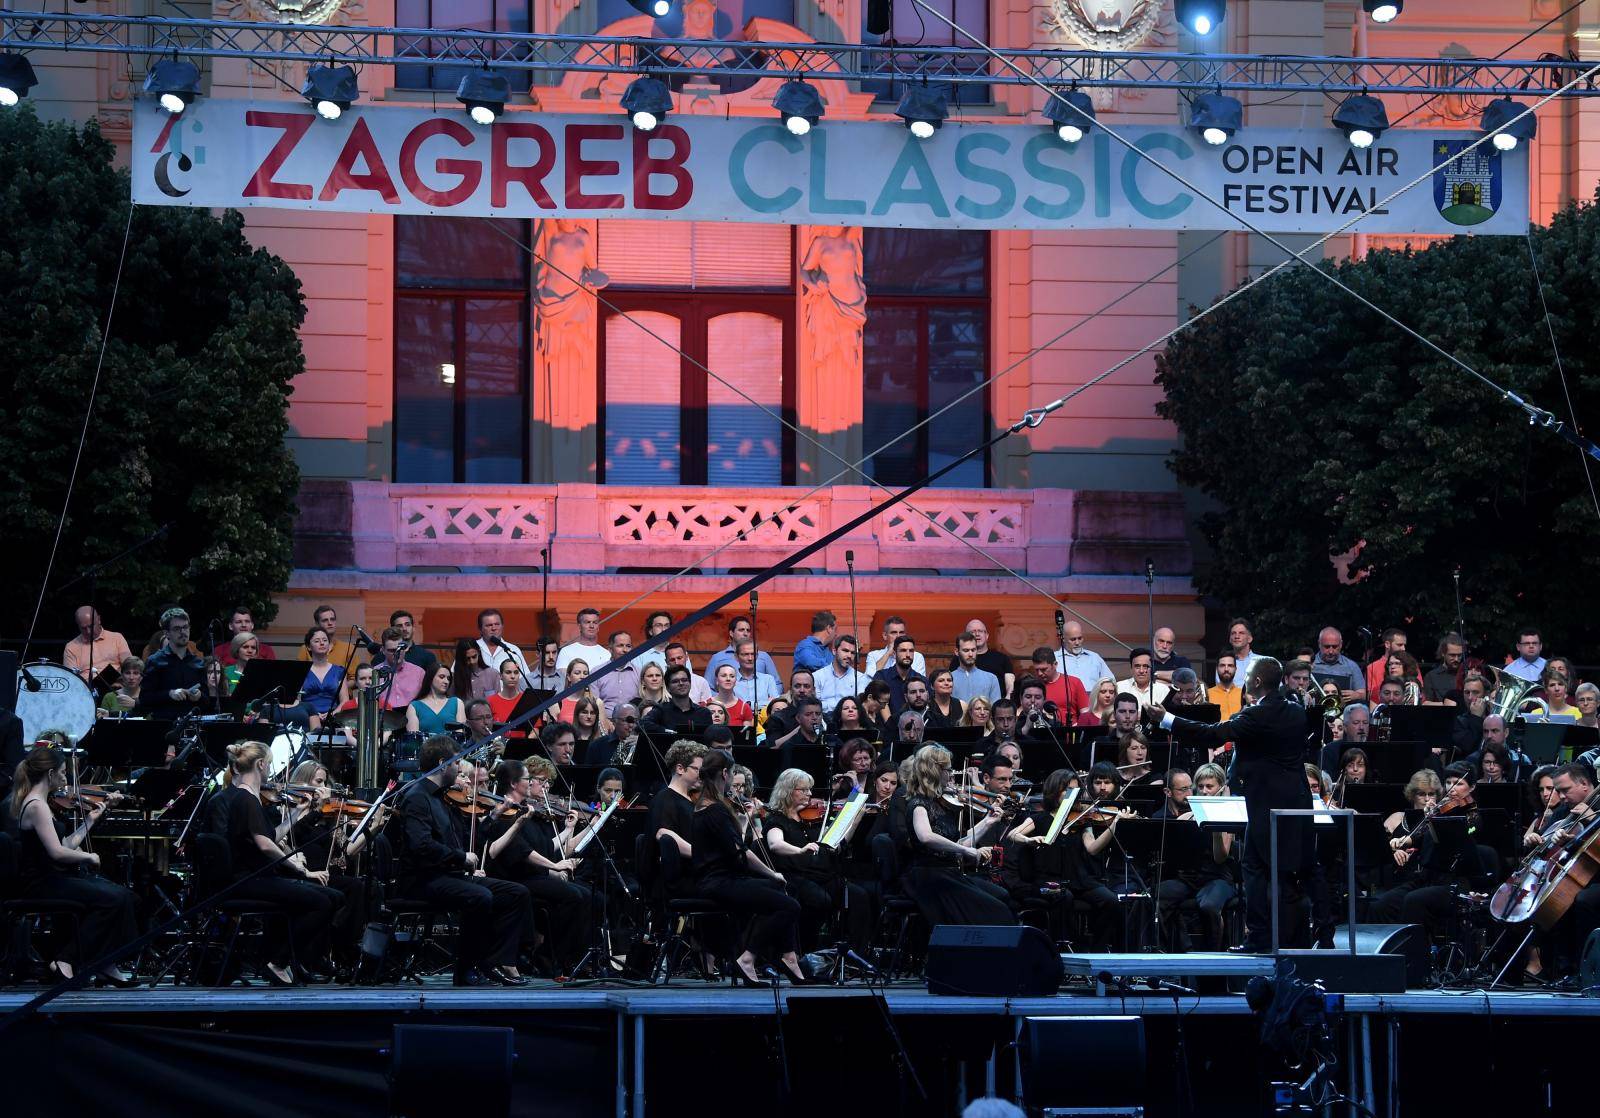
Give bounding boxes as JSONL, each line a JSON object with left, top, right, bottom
{"left": 1156, "top": 191, "right": 1600, "bottom": 663}
{"left": 0, "top": 107, "right": 304, "bottom": 650}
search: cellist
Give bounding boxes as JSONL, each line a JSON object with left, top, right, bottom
{"left": 1536, "top": 763, "right": 1600, "bottom": 984}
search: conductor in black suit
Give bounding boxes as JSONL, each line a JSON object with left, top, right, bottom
{"left": 1142, "top": 657, "right": 1310, "bottom": 952}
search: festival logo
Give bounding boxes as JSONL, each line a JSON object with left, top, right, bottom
{"left": 1432, "top": 139, "right": 1500, "bottom": 227}
{"left": 1043, "top": 0, "right": 1163, "bottom": 50}
{"left": 147, "top": 112, "right": 206, "bottom": 199}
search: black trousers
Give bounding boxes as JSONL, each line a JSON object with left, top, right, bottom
{"left": 520, "top": 874, "right": 597, "bottom": 971}
{"left": 786, "top": 873, "right": 876, "bottom": 955}
{"left": 229, "top": 875, "right": 341, "bottom": 966}
{"left": 700, "top": 874, "right": 800, "bottom": 960}
{"left": 408, "top": 874, "right": 533, "bottom": 970}
{"left": 1156, "top": 878, "right": 1238, "bottom": 951}
{"left": 25, "top": 873, "right": 140, "bottom": 969}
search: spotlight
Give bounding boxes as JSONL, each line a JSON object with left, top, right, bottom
{"left": 143, "top": 58, "right": 201, "bottom": 114}
{"left": 895, "top": 83, "right": 949, "bottom": 140}
{"left": 1174, "top": 0, "right": 1224, "bottom": 36}
{"left": 1043, "top": 88, "right": 1094, "bottom": 144}
{"left": 1333, "top": 92, "right": 1388, "bottom": 149}
{"left": 773, "top": 79, "right": 824, "bottom": 136}
{"left": 1363, "top": 0, "right": 1401, "bottom": 22}
{"left": 0, "top": 53, "right": 38, "bottom": 108}
{"left": 302, "top": 63, "right": 359, "bottom": 121}
{"left": 456, "top": 69, "right": 509, "bottom": 125}
{"left": 625, "top": 0, "right": 673, "bottom": 15}
{"left": 1480, "top": 97, "right": 1536, "bottom": 152}
{"left": 1189, "top": 91, "right": 1242, "bottom": 147}
{"left": 621, "top": 75, "right": 672, "bottom": 132}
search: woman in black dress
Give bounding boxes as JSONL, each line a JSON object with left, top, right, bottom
{"left": 691, "top": 749, "right": 805, "bottom": 984}
{"left": 764, "top": 767, "right": 875, "bottom": 955}
{"left": 901, "top": 744, "right": 1016, "bottom": 927}
{"left": 10, "top": 747, "right": 140, "bottom": 985}
{"left": 925, "top": 669, "right": 964, "bottom": 730}
{"left": 483, "top": 757, "right": 594, "bottom": 978}
{"left": 1060, "top": 761, "right": 1147, "bottom": 950}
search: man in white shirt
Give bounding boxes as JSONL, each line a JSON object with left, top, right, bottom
{"left": 1220, "top": 617, "right": 1264, "bottom": 688}
{"left": 813, "top": 635, "right": 872, "bottom": 709}
{"left": 864, "top": 615, "right": 927, "bottom": 678}
{"left": 1500, "top": 627, "right": 1547, "bottom": 684}
{"left": 1055, "top": 619, "right": 1113, "bottom": 696}
{"left": 663, "top": 642, "right": 714, "bottom": 703}
{"left": 1116, "top": 646, "right": 1171, "bottom": 707}
{"left": 634, "top": 610, "right": 672, "bottom": 674}
{"left": 556, "top": 606, "right": 611, "bottom": 676}
{"left": 475, "top": 607, "right": 530, "bottom": 682}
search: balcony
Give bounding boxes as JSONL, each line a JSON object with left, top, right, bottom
{"left": 295, "top": 482, "right": 1191, "bottom": 579}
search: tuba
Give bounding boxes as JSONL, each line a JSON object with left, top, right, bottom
{"left": 1486, "top": 666, "right": 1548, "bottom": 722}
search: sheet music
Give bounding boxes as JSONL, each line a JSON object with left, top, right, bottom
{"left": 1043, "top": 787, "right": 1080, "bottom": 844}
{"left": 821, "top": 792, "right": 867, "bottom": 848}
{"left": 573, "top": 796, "right": 621, "bottom": 854}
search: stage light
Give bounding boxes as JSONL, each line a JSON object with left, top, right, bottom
{"left": 773, "top": 79, "right": 824, "bottom": 136}
{"left": 621, "top": 75, "right": 672, "bottom": 132}
{"left": 302, "top": 63, "right": 359, "bottom": 120}
{"left": 626, "top": 0, "right": 673, "bottom": 15}
{"left": 895, "top": 83, "right": 948, "bottom": 140}
{"left": 1175, "top": 0, "right": 1224, "bottom": 36}
{"left": 1189, "top": 91, "right": 1242, "bottom": 146}
{"left": 144, "top": 58, "right": 201, "bottom": 114}
{"left": 1043, "top": 88, "right": 1094, "bottom": 144}
{"left": 456, "top": 69, "right": 509, "bottom": 125}
{"left": 1363, "top": 0, "right": 1401, "bottom": 22}
{"left": 1480, "top": 96, "right": 1536, "bottom": 152}
{"left": 0, "top": 53, "right": 38, "bottom": 107}
{"left": 1333, "top": 92, "right": 1388, "bottom": 149}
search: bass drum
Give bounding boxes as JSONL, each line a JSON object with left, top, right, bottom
{"left": 269, "top": 728, "right": 307, "bottom": 780}
{"left": 16, "top": 663, "right": 97, "bottom": 745}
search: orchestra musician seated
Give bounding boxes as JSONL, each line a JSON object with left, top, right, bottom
{"left": 899, "top": 744, "right": 1016, "bottom": 929}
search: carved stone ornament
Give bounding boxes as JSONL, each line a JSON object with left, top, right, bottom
{"left": 214, "top": 0, "right": 362, "bottom": 26}
{"left": 1042, "top": 0, "right": 1163, "bottom": 51}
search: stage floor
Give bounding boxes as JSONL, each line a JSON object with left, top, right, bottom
{"left": 3, "top": 975, "right": 1598, "bottom": 1017}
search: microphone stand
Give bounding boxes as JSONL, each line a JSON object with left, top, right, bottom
{"left": 845, "top": 550, "right": 859, "bottom": 651}
{"left": 749, "top": 591, "right": 761, "bottom": 689}
{"left": 1144, "top": 557, "right": 1156, "bottom": 654}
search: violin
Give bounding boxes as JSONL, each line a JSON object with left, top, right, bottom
{"left": 318, "top": 795, "right": 377, "bottom": 819}
{"left": 50, "top": 785, "right": 133, "bottom": 814}
{"left": 730, "top": 793, "right": 770, "bottom": 819}
{"left": 445, "top": 786, "right": 503, "bottom": 816}
{"left": 796, "top": 797, "right": 828, "bottom": 823}
{"left": 1063, "top": 799, "right": 1139, "bottom": 832}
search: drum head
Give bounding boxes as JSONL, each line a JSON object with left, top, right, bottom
{"left": 270, "top": 729, "right": 306, "bottom": 778}
{"left": 16, "top": 663, "right": 96, "bottom": 745}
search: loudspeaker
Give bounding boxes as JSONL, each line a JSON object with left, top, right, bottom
{"left": 1022, "top": 1016, "right": 1145, "bottom": 1113}
{"left": 390, "top": 1025, "right": 514, "bottom": 1118}
{"left": 865, "top": 0, "right": 891, "bottom": 35}
{"left": 1330, "top": 922, "right": 1429, "bottom": 988}
{"left": 925, "top": 924, "right": 1061, "bottom": 997}
{"left": 1579, "top": 929, "right": 1600, "bottom": 991}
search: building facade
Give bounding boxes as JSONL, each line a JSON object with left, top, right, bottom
{"left": 22, "top": 0, "right": 1600, "bottom": 667}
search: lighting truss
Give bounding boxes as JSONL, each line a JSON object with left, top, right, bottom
{"left": 0, "top": 9, "right": 1596, "bottom": 98}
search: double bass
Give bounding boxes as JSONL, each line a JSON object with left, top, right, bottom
{"left": 1490, "top": 798, "right": 1600, "bottom": 929}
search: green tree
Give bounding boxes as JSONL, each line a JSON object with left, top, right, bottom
{"left": 0, "top": 107, "right": 303, "bottom": 653}
{"left": 1155, "top": 192, "right": 1600, "bottom": 663}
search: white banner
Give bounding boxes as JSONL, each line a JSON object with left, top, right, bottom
{"left": 133, "top": 99, "right": 1528, "bottom": 235}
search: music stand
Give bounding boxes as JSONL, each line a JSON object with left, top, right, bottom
{"left": 1470, "top": 808, "right": 1518, "bottom": 862}
{"left": 131, "top": 767, "right": 188, "bottom": 811}
{"left": 1166, "top": 702, "right": 1221, "bottom": 724}
{"left": 1360, "top": 739, "right": 1432, "bottom": 785}
{"left": 776, "top": 742, "right": 828, "bottom": 788}
{"left": 556, "top": 764, "right": 605, "bottom": 802}
{"left": 228, "top": 660, "right": 312, "bottom": 714}
{"left": 730, "top": 746, "right": 787, "bottom": 794}
{"left": 81, "top": 719, "right": 171, "bottom": 771}
{"left": 1471, "top": 783, "right": 1523, "bottom": 826}
{"left": 932, "top": 726, "right": 987, "bottom": 752}
{"left": 1116, "top": 817, "right": 1207, "bottom": 877}
{"left": 1385, "top": 707, "right": 1455, "bottom": 752}
{"left": 1340, "top": 782, "right": 1406, "bottom": 817}
{"left": 1119, "top": 785, "right": 1166, "bottom": 816}
{"left": 1019, "top": 726, "right": 1080, "bottom": 776}
{"left": 197, "top": 720, "right": 272, "bottom": 766}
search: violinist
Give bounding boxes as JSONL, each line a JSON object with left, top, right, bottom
{"left": 1523, "top": 765, "right": 1561, "bottom": 849}
{"left": 1371, "top": 768, "right": 1489, "bottom": 945}
{"left": 10, "top": 747, "right": 140, "bottom": 985}
{"left": 728, "top": 764, "right": 757, "bottom": 803}
{"left": 395, "top": 735, "right": 534, "bottom": 987}
{"left": 763, "top": 768, "right": 874, "bottom": 956}
{"left": 900, "top": 744, "right": 1016, "bottom": 928}
{"left": 484, "top": 757, "right": 593, "bottom": 979}
{"left": 211, "top": 742, "right": 342, "bottom": 986}
{"left": 645, "top": 742, "right": 706, "bottom": 897}
{"left": 1003, "top": 768, "right": 1087, "bottom": 940}
{"left": 1181, "top": 763, "right": 1242, "bottom": 950}
{"left": 691, "top": 749, "right": 805, "bottom": 985}
{"left": 287, "top": 760, "right": 385, "bottom": 965}
{"left": 1369, "top": 769, "right": 1445, "bottom": 920}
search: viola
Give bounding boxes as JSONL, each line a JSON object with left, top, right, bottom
{"left": 50, "top": 785, "right": 133, "bottom": 814}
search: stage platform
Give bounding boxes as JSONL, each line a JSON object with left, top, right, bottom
{"left": 4, "top": 976, "right": 1599, "bottom": 1118}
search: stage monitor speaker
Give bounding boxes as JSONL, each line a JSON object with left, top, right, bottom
{"left": 1580, "top": 929, "right": 1600, "bottom": 992}
{"left": 1022, "top": 1015, "right": 1145, "bottom": 1113}
{"left": 925, "top": 924, "right": 1061, "bottom": 997}
{"left": 390, "top": 1025, "right": 514, "bottom": 1118}
{"left": 1330, "top": 923, "right": 1429, "bottom": 989}
{"left": 0, "top": 650, "right": 16, "bottom": 710}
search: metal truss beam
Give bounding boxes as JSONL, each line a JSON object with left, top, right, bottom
{"left": 1, "top": 9, "right": 1595, "bottom": 96}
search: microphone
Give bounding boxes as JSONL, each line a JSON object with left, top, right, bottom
{"left": 20, "top": 666, "right": 41, "bottom": 692}
{"left": 750, "top": 591, "right": 759, "bottom": 610}
{"left": 845, "top": 550, "right": 854, "bottom": 565}
{"left": 1144, "top": 557, "right": 1155, "bottom": 583}
{"left": 353, "top": 624, "right": 380, "bottom": 652}
{"left": 1054, "top": 609, "right": 1065, "bottom": 629}
{"left": 245, "top": 685, "right": 282, "bottom": 713}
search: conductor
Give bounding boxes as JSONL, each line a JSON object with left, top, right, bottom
{"left": 1142, "top": 657, "right": 1309, "bottom": 953}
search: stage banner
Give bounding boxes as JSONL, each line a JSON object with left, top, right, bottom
{"left": 134, "top": 99, "right": 1528, "bottom": 235}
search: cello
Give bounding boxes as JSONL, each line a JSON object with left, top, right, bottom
{"left": 1490, "top": 797, "right": 1600, "bottom": 929}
